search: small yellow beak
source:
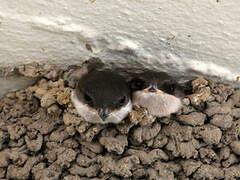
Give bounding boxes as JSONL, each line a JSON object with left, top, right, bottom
{"left": 143, "top": 88, "right": 164, "bottom": 94}
{"left": 143, "top": 88, "right": 149, "bottom": 93}
{"left": 156, "top": 89, "right": 165, "bottom": 94}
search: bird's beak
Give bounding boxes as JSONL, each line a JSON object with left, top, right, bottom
{"left": 143, "top": 86, "right": 165, "bottom": 94}
{"left": 98, "top": 109, "right": 109, "bottom": 121}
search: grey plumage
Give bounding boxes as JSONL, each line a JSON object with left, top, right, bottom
{"left": 130, "top": 71, "right": 184, "bottom": 117}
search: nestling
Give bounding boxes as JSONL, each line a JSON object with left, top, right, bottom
{"left": 130, "top": 71, "right": 184, "bottom": 117}
{"left": 71, "top": 70, "right": 132, "bottom": 124}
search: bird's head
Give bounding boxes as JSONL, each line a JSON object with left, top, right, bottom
{"left": 130, "top": 71, "right": 184, "bottom": 117}
{"left": 72, "top": 70, "right": 132, "bottom": 124}
{"left": 130, "top": 71, "right": 185, "bottom": 97}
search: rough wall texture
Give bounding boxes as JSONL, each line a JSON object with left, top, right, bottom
{"left": 0, "top": 0, "right": 239, "bottom": 96}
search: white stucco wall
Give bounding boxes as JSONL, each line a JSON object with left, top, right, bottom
{"left": 0, "top": 0, "right": 239, "bottom": 96}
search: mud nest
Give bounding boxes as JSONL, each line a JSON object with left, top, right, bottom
{"left": 1, "top": 63, "right": 240, "bottom": 180}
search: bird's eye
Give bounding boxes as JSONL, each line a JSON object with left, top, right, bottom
{"left": 131, "top": 79, "right": 145, "bottom": 90}
{"left": 84, "top": 93, "right": 93, "bottom": 104}
{"left": 168, "top": 84, "right": 174, "bottom": 91}
{"left": 135, "top": 81, "right": 142, "bottom": 87}
{"left": 118, "top": 96, "right": 126, "bottom": 106}
{"left": 162, "top": 83, "right": 175, "bottom": 94}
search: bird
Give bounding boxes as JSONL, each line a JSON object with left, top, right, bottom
{"left": 71, "top": 70, "right": 132, "bottom": 124}
{"left": 130, "top": 71, "right": 184, "bottom": 117}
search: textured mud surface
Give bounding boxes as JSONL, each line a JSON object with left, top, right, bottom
{"left": 1, "top": 64, "right": 240, "bottom": 179}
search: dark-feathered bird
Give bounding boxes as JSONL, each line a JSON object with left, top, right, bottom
{"left": 71, "top": 70, "right": 132, "bottom": 124}
{"left": 130, "top": 71, "right": 184, "bottom": 117}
